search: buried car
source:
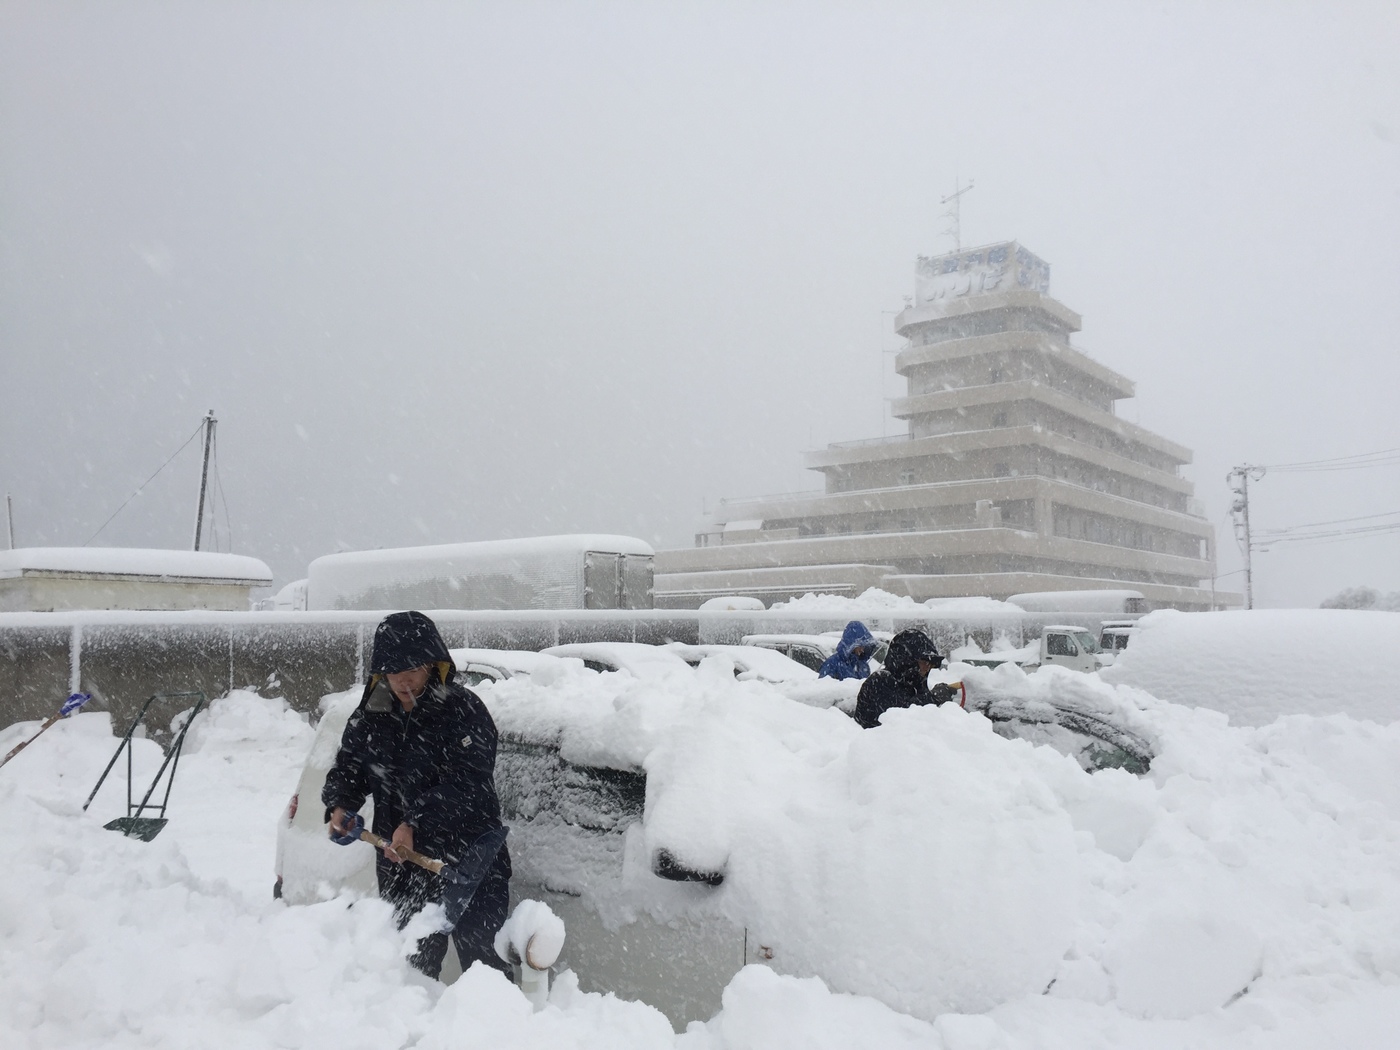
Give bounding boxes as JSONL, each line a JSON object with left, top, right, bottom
{"left": 276, "top": 648, "right": 1158, "bottom": 1026}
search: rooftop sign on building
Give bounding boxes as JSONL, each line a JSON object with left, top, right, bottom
{"left": 914, "top": 241, "right": 1051, "bottom": 311}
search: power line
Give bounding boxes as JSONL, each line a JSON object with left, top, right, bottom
{"left": 84, "top": 421, "right": 206, "bottom": 546}
{"left": 1255, "top": 520, "right": 1400, "bottom": 547}
{"left": 1255, "top": 509, "right": 1400, "bottom": 536}
{"left": 1261, "top": 446, "right": 1400, "bottom": 473}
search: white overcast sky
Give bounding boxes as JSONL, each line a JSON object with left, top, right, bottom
{"left": 2, "top": 1, "right": 1397, "bottom": 607}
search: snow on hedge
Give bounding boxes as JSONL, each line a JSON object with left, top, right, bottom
{"left": 1102, "top": 609, "right": 1400, "bottom": 726}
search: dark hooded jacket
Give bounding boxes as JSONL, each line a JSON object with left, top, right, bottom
{"left": 854, "top": 628, "right": 955, "bottom": 728}
{"left": 818, "top": 621, "right": 878, "bottom": 681}
{"left": 321, "top": 612, "right": 507, "bottom": 866}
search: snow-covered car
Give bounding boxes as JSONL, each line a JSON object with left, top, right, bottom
{"left": 740, "top": 631, "right": 891, "bottom": 673}
{"left": 660, "top": 643, "right": 818, "bottom": 684}
{"left": 538, "top": 641, "right": 694, "bottom": 678}
{"left": 275, "top": 649, "right": 1156, "bottom": 1027}
{"left": 448, "top": 646, "right": 576, "bottom": 686}
{"left": 273, "top": 664, "right": 756, "bottom": 1025}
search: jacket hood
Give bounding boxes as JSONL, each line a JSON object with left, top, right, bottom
{"left": 883, "top": 629, "right": 941, "bottom": 679}
{"left": 836, "top": 621, "right": 877, "bottom": 660}
{"left": 370, "top": 611, "right": 453, "bottom": 674}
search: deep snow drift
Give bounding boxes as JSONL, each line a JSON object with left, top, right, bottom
{"left": 1103, "top": 608, "right": 1400, "bottom": 725}
{"left": 5, "top": 653, "right": 1400, "bottom": 1048}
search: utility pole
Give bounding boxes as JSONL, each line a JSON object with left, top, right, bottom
{"left": 1227, "top": 464, "right": 1266, "bottom": 609}
{"left": 5, "top": 493, "right": 13, "bottom": 549}
{"left": 940, "top": 177, "right": 975, "bottom": 252}
{"left": 192, "top": 410, "right": 216, "bottom": 551}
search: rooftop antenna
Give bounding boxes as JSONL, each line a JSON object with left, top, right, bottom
{"left": 940, "top": 177, "right": 975, "bottom": 251}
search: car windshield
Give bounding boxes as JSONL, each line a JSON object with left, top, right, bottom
{"left": 1074, "top": 631, "right": 1100, "bottom": 654}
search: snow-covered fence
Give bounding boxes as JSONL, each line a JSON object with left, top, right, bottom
{"left": 0, "top": 607, "right": 1107, "bottom": 731}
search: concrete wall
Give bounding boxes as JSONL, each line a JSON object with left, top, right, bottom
{"left": 0, "top": 574, "right": 258, "bottom": 612}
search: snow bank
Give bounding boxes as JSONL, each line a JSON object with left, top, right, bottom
{"left": 770, "top": 588, "right": 1022, "bottom": 614}
{"left": 1102, "top": 609, "right": 1400, "bottom": 726}
{"left": 9, "top": 668, "right": 1400, "bottom": 1046}
{"left": 491, "top": 661, "right": 1080, "bottom": 1016}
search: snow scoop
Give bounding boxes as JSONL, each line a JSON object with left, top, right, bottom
{"left": 83, "top": 690, "right": 207, "bottom": 841}
{"left": 0, "top": 692, "right": 93, "bottom": 770}
{"left": 332, "top": 812, "right": 509, "bottom": 927}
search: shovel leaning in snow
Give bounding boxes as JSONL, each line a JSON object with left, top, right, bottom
{"left": 332, "top": 812, "right": 509, "bottom": 927}
{"left": 0, "top": 692, "right": 93, "bottom": 770}
{"left": 82, "top": 690, "right": 207, "bottom": 841}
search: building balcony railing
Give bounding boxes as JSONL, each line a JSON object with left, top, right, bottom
{"left": 823, "top": 433, "right": 913, "bottom": 450}
{"left": 715, "top": 473, "right": 1210, "bottom": 522}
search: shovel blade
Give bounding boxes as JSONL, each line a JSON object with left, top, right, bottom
{"left": 104, "top": 816, "right": 168, "bottom": 842}
{"left": 441, "top": 825, "right": 510, "bottom": 928}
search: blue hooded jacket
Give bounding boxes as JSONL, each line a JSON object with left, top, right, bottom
{"left": 818, "top": 621, "right": 878, "bottom": 680}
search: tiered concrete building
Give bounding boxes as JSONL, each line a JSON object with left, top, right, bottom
{"left": 656, "top": 242, "right": 1228, "bottom": 610}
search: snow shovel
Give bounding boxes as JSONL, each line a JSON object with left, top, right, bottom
{"left": 332, "top": 812, "right": 509, "bottom": 927}
{"left": 0, "top": 692, "right": 93, "bottom": 769}
{"left": 83, "top": 690, "right": 207, "bottom": 841}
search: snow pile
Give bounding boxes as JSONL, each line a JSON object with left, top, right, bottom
{"left": 492, "top": 660, "right": 1080, "bottom": 1016}
{"left": 769, "top": 587, "right": 930, "bottom": 611}
{"left": 10, "top": 661, "right": 1400, "bottom": 1045}
{"left": 0, "top": 693, "right": 681, "bottom": 1050}
{"left": 949, "top": 632, "right": 1038, "bottom": 665}
{"left": 922, "top": 595, "right": 1025, "bottom": 614}
{"left": 641, "top": 685, "right": 1080, "bottom": 1017}
{"left": 770, "top": 588, "right": 1023, "bottom": 614}
{"left": 1103, "top": 609, "right": 1400, "bottom": 725}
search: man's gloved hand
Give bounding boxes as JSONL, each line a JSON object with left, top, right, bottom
{"left": 930, "top": 683, "right": 958, "bottom": 706}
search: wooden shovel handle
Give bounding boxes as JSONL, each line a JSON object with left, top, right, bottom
{"left": 358, "top": 828, "right": 444, "bottom": 874}
{"left": 0, "top": 713, "right": 61, "bottom": 768}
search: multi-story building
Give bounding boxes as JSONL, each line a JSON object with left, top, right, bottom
{"left": 655, "top": 242, "right": 1232, "bottom": 610}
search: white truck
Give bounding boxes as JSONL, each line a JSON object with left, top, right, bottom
{"left": 958, "top": 625, "right": 1102, "bottom": 674}
{"left": 305, "top": 534, "right": 655, "bottom": 611}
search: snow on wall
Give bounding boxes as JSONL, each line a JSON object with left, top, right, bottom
{"left": 0, "top": 546, "right": 272, "bottom": 583}
{"left": 306, "top": 535, "right": 654, "bottom": 611}
{"left": 1102, "top": 609, "right": 1400, "bottom": 726}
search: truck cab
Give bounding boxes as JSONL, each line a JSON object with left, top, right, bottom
{"left": 1096, "top": 620, "right": 1137, "bottom": 667}
{"left": 1039, "top": 626, "right": 1101, "bottom": 673}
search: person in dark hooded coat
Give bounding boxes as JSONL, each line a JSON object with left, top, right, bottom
{"left": 854, "top": 628, "right": 958, "bottom": 728}
{"left": 323, "top": 611, "right": 510, "bottom": 978}
{"left": 818, "top": 621, "right": 878, "bottom": 681}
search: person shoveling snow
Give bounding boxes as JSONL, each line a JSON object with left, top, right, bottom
{"left": 323, "top": 611, "right": 512, "bottom": 979}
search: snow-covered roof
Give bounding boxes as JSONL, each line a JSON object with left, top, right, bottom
{"left": 0, "top": 547, "right": 273, "bottom": 584}
{"left": 310, "top": 535, "right": 654, "bottom": 571}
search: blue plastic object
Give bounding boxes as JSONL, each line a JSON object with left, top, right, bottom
{"left": 60, "top": 692, "right": 93, "bottom": 717}
{"left": 330, "top": 810, "right": 365, "bottom": 846}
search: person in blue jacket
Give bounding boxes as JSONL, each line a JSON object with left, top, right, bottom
{"left": 323, "top": 611, "right": 510, "bottom": 979}
{"left": 818, "top": 620, "right": 878, "bottom": 680}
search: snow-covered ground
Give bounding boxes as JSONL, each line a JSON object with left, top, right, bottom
{"left": 5, "top": 615, "right": 1400, "bottom": 1048}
